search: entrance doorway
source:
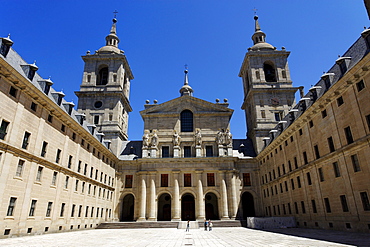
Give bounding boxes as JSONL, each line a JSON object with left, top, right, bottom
{"left": 121, "top": 194, "right": 135, "bottom": 221}
{"left": 205, "top": 192, "right": 219, "bottom": 220}
{"left": 181, "top": 193, "right": 195, "bottom": 221}
{"left": 242, "top": 192, "right": 255, "bottom": 219}
{"left": 158, "top": 193, "right": 171, "bottom": 221}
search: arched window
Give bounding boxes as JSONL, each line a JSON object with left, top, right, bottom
{"left": 180, "top": 110, "right": 193, "bottom": 132}
{"left": 263, "top": 62, "right": 276, "bottom": 82}
{"left": 97, "top": 67, "right": 109, "bottom": 85}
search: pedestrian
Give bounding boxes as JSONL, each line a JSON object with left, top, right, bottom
{"left": 186, "top": 220, "right": 190, "bottom": 232}
{"left": 209, "top": 220, "right": 213, "bottom": 231}
{"left": 204, "top": 219, "right": 208, "bottom": 231}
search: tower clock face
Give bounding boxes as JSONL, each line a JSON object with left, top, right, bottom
{"left": 94, "top": 101, "right": 103, "bottom": 108}
{"left": 271, "top": 97, "right": 280, "bottom": 106}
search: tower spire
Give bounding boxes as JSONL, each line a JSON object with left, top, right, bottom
{"left": 250, "top": 15, "right": 275, "bottom": 51}
{"left": 180, "top": 65, "right": 193, "bottom": 96}
{"left": 97, "top": 13, "right": 122, "bottom": 54}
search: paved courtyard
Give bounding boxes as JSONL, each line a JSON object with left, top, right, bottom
{"left": 0, "top": 227, "right": 369, "bottom": 247}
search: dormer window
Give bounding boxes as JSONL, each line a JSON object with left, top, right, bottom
{"left": 97, "top": 66, "right": 108, "bottom": 85}
{"left": 263, "top": 62, "right": 276, "bottom": 82}
{"left": 336, "top": 57, "right": 351, "bottom": 76}
{"left": 0, "top": 35, "right": 13, "bottom": 58}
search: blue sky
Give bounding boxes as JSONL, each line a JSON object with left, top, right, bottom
{"left": 2, "top": 0, "right": 368, "bottom": 140}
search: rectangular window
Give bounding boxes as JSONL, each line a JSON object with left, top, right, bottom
{"left": 333, "top": 162, "right": 341, "bottom": 177}
{"left": 56, "top": 149, "right": 61, "bottom": 163}
{"left": 84, "top": 164, "right": 88, "bottom": 175}
{"left": 360, "top": 192, "right": 370, "bottom": 211}
{"left": 321, "top": 109, "right": 327, "bottom": 118}
{"left": 344, "top": 126, "right": 354, "bottom": 144}
{"left": 291, "top": 179, "right": 295, "bottom": 190}
{"left": 94, "top": 115, "right": 99, "bottom": 125}
{"left": 125, "top": 175, "right": 133, "bottom": 188}
{"left": 261, "top": 110, "right": 266, "bottom": 118}
{"left": 327, "top": 137, "right": 335, "bottom": 153}
{"left": 351, "top": 154, "right": 361, "bottom": 172}
{"left": 60, "top": 203, "right": 66, "bottom": 217}
{"left": 68, "top": 155, "right": 73, "bottom": 169}
{"left": 91, "top": 207, "right": 94, "bottom": 217}
{"left": 297, "top": 176, "right": 301, "bottom": 188}
{"left": 47, "top": 114, "right": 53, "bottom": 123}
{"left": 314, "top": 145, "right": 320, "bottom": 159}
{"left": 52, "top": 172, "right": 58, "bottom": 186}
{"left": 301, "top": 201, "right": 306, "bottom": 214}
{"left": 161, "top": 174, "right": 168, "bottom": 187}
{"left": 366, "top": 114, "right": 370, "bottom": 131}
{"left": 207, "top": 173, "right": 215, "bottom": 186}
{"left": 0, "top": 120, "right": 10, "bottom": 140}
{"left": 285, "top": 181, "right": 288, "bottom": 192}
{"left": 71, "top": 204, "right": 76, "bottom": 217}
{"left": 7, "top": 197, "right": 17, "bottom": 216}
{"left": 309, "top": 120, "right": 314, "bottom": 128}
{"left": 288, "top": 203, "right": 291, "bottom": 214}
{"left": 324, "top": 198, "right": 331, "bottom": 213}
{"left": 16, "top": 159, "right": 25, "bottom": 177}
{"left": 90, "top": 167, "right": 94, "bottom": 178}
{"left": 61, "top": 124, "right": 66, "bottom": 132}
{"left": 340, "top": 195, "right": 349, "bottom": 212}
{"left": 77, "top": 161, "right": 81, "bottom": 173}
{"left": 29, "top": 200, "right": 37, "bottom": 216}
{"left": 303, "top": 152, "right": 308, "bottom": 165}
{"left": 31, "top": 102, "right": 37, "bottom": 111}
{"left": 288, "top": 160, "right": 292, "bottom": 171}
{"left": 46, "top": 202, "right": 53, "bottom": 217}
{"left": 243, "top": 173, "right": 251, "bottom": 186}
{"left": 78, "top": 205, "right": 82, "bottom": 217}
{"left": 41, "top": 141, "right": 48, "bottom": 157}
{"left": 294, "top": 202, "right": 299, "bottom": 214}
{"left": 65, "top": 176, "right": 69, "bottom": 189}
{"left": 22, "top": 132, "right": 31, "bottom": 149}
{"left": 205, "top": 146, "right": 213, "bottom": 157}
{"left": 306, "top": 172, "right": 312, "bottom": 185}
{"left": 337, "top": 96, "right": 344, "bottom": 106}
{"left": 162, "top": 146, "right": 170, "bottom": 158}
{"left": 318, "top": 167, "right": 324, "bottom": 182}
{"left": 184, "top": 173, "right": 191, "bottom": 187}
{"left": 85, "top": 206, "right": 89, "bottom": 217}
{"left": 184, "top": 146, "right": 191, "bottom": 157}
{"left": 9, "top": 86, "right": 17, "bottom": 97}
{"left": 311, "top": 200, "right": 317, "bottom": 213}
{"left": 36, "top": 166, "right": 43, "bottom": 182}
{"left": 299, "top": 129, "right": 303, "bottom": 135}
{"left": 274, "top": 112, "right": 281, "bottom": 121}
{"left": 356, "top": 80, "right": 365, "bottom": 92}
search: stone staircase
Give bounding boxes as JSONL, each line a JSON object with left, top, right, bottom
{"left": 97, "top": 220, "right": 246, "bottom": 229}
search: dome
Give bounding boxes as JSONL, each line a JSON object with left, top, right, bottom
{"left": 98, "top": 45, "right": 121, "bottom": 54}
{"left": 249, "top": 42, "right": 275, "bottom": 51}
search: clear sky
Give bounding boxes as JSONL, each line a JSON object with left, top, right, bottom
{"left": 2, "top": 0, "right": 368, "bottom": 140}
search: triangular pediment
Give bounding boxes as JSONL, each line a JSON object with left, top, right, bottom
{"left": 140, "top": 95, "right": 233, "bottom": 117}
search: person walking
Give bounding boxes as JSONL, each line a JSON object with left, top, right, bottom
{"left": 209, "top": 220, "right": 213, "bottom": 231}
{"left": 204, "top": 219, "right": 208, "bottom": 231}
{"left": 186, "top": 220, "right": 190, "bottom": 232}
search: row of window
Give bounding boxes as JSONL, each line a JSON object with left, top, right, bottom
{"left": 124, "top": 173, "right": 252, "bottom": 188}
{"left": 263, "top": 156, "right": 361, "bottom": 195}
{"left": 160, "top": 145, "right": 214, "bottom": 158}
{"left": 6, "top": 197, "right": 112, "bottom": 219}
{"left": 265, "top": 192, "right": 370, "bottom": 217}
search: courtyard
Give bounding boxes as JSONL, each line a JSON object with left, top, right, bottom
{"left": 0, "top": 227, "right": 369, "bottom": 247}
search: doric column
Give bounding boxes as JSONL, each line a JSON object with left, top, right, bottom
{"left": 148, "top": 175, "right": 156, "bottom": 221}
{"left": 196, "top": 170, "right": 205, "bottom": 220}
{"left": 221, "top": 172, "right": 229, "bottom": 220}
{"left": 172, "top": 170, "right": 181, "bottom": 221}
{"left": 137, "top": 176, "right": 147, "bottom": 221}
{"left": 230, "top": 172, "right": 238, "bottom": 220}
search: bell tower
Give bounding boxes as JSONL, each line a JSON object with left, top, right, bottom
{"left": 75, "top": 16, "right": 133, "bottom": 156}
{"left": 239, "top": 15, "right": 299, "bottom": 154}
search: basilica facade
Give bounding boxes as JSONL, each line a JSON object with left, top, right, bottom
{"left": 0, "top": 10, "right": 369, "bottom": 238}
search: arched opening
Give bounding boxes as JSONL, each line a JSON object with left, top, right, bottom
{"left": 97, "top": 67, "right": 109, "bottom": 85}
{"left": 120, "top": 194, "right": 135, "bottom": 221}
{"left": 158, "top": 193, "right": 171, "bottom": 221}
{"left": 181, "top": 193, "right": 195, "bottom": 221}
{"left": 180, "top": 110, "right": 193, "bottom": 132}
{"left": 205, "top": 193, "right": 219, "bottom": 220}
{"left": 242, "top": 192, "right": 255, "bottom": 219}
{"left": 263, "top": 62, "right": 276, "bottom": 82}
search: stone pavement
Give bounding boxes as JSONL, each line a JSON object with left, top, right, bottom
{"left": 0, "top": 227, "right": 369, "bottom": 247}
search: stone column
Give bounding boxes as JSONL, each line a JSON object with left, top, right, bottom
{"left": 174, "top": 146, "right": 180, "bottom": 158}
{"left": 172, "top": 170, "right": 181, "bottom": 221}
{"left": 230, "top": 172, "right": 238, "bottom": 220}
{"left": 148, "top": 176, "right": 156, "bottom": 221}
{"left": 221, "top": 173, "right": 229, "bottom": 220}
{"left": 137, "top": 176, "right": 147, "bottom": 221}
{"left": 196, "top": 171, "right": 205, "bottom": 220}
{"left": 218, "top": 145, "right": 225, "bottom": 157}
{"left": 195, "top": 146, "right": 202, "bottom": 157}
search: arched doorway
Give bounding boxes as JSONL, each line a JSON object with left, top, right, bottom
{"left": 205, "top": 192, "right": 219, "bottom": 220}
{"left": 181, "top": 193, "right": 195, "bottom": 221}
{"left": 242, "top": 192, "right": 255, "bottom": 219}
{"left": 121, "top": 194, "right": 135, "bottom": 221}
{"left": 158, "top": 193, "right": 171, "bottom": 221}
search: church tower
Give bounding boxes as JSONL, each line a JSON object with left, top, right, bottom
{"left": 239, "top": 16, "right": 299, "bottom": 154}
{"left": 75, "top": 17, "right": 133, "bottom": 156}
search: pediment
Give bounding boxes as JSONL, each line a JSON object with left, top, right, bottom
{"left": 140, "top": 96, "right": 233, "bottom": 116}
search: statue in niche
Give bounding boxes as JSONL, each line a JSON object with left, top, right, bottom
{"left": 216, "top": 129, "right": 225, "bottom": 145}
{"left": 225, "top": 128, "right": 232, "bottom": 146}
{"left": 142, "top": 130, "right": 150, "bottom": 148}
{"left": 195, "top": 128, "right": 202, "bottom": 145}
{"left": 173, "top": 130, "right": 181, "bottom": 146}
{"left": 150, "top": 129, "right": 158, "bottom": 147}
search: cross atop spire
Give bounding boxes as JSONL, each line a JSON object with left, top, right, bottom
{"left": 253, "top": 7, "right": 258, "bottom": 16}
{"left": 113, "top": 10, "right": 118, "bottom": 18}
